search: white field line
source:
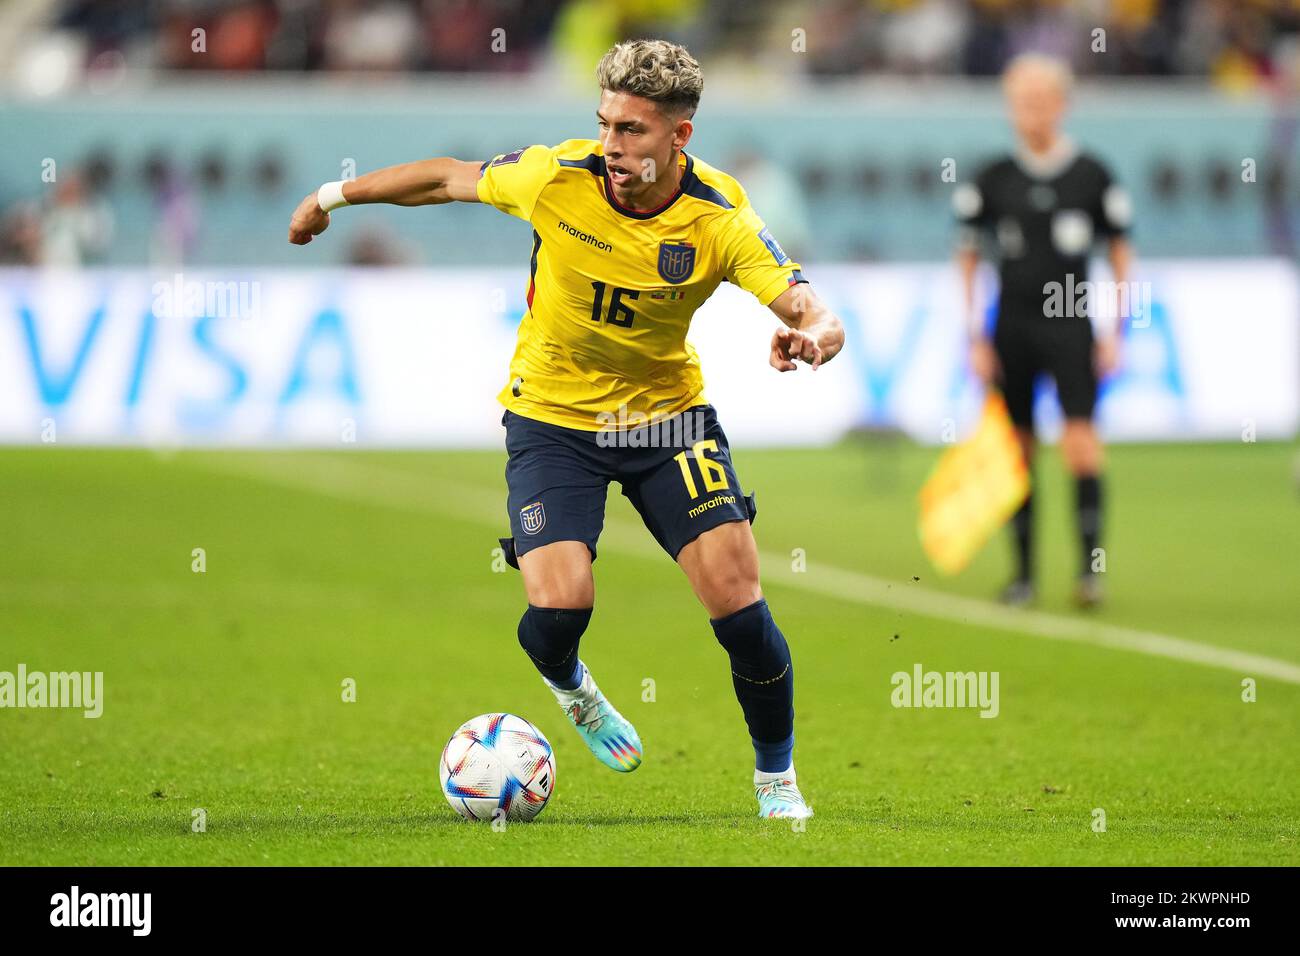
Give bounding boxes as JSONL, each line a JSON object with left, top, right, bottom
{"left": 193, "top": 451, "right": 1300, "bottom": 686}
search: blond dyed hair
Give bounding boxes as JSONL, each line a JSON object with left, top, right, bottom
{"left": 596, "top": 39, "right": 703, "bottom": 118}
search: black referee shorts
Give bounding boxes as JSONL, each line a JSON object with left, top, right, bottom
{"left": 993, "top": 312, "right": 1097, "bottom": 429}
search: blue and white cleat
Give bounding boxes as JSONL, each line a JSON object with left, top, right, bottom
{"left": 755, "top": 776, "right": 814, "bottom": 820}
{"left": 545, "top": 662, "right": 642, "bottom": 772}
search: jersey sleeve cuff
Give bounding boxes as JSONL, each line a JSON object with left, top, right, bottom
{"left": 755, "top": 269, "right": 807, "bottom": 306}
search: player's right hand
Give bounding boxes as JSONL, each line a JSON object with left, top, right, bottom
{"left": 969, "top": 338, "right": 1000, "bottom": 385}
{"left": 288, "top": 193, "right": 330, "bottom": 245}
{"left": 770, "top": 326, "right": 823, "bottom": 371}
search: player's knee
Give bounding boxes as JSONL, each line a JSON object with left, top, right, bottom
{"left": 710, "top": 597, "right": 791, "bottom": 681}
{"left": 684, "top": 528, "right": 761, "bottom": 618}
{"left": 698, "top": 566, "right": 761, "bottom": 620}
{"left": 519, "top": 541, "right": 594, "bottom": 608}
{"left": 526, "top": 579, "right": 594, "bottom": 608}
{"left": 517, "top": 605, "right": 592, "bottom": 668}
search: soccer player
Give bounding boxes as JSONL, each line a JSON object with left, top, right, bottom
{"left": 288, "top": 39, "right": 844, "bottom": 818}
{"left": 954, "top": 53, "right": 1133, "bottom": 609}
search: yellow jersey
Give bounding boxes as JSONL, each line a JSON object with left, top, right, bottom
{"left": 476, "top": 139, "right": 806, "bottom": 430}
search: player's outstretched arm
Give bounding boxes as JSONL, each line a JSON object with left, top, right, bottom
{"left": 287, "top": 157, "right": 484, "bottom": 245}
{"left": 766, "top": 284, "right": 845, "bottom": 372}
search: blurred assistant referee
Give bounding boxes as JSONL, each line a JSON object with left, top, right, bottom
{"left": 955, "top": 53, "right": 1134, "bottom": 608}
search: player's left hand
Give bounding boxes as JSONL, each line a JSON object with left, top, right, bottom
{"left": 1094, "top": 335, "right": 1122, "bottom": 379}
{"left": 770, "top": 327, "right": 823, "bottom": 372}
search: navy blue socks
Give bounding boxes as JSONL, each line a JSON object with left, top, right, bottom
{"left": 710, "top": 598, "right": 795, "bottom": 773}
{"left": 517, "top": 605, "right": 591, "bottom": 689}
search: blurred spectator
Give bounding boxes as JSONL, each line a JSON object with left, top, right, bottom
{"left": 146, "top": 162, "right": 199, "bottom": 267}
{"left": 421, "top": 0, "right": 561, "bottom": 72}
{"left": 0, "top": 202, "right": 44, "bottom": 265}
{"left": 23, "top": 0, "right": 1300, "bottom": 84}
{"left": 324, "top": 1, "right": 420, "bottom": 71}
{"left": 346, "top": 222, "right": 417, "bottom": 264}
{"left": 209, "top": 1, "right": 280, "bottom": 70}
{"left": 803, "top": 0, "right": 886, "bottom": 78}
{"left": 881, "top": 0, "right": 970, "bottom": 75}
{"left": 0, "top": 173, "right": 114, "bottom": 267}
{"left": 39, "top": 172, "right": 115, "bottom": 266}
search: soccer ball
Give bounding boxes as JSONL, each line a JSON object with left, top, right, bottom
{"left": 439, "top": 713, "right": 555, "bottom": 822}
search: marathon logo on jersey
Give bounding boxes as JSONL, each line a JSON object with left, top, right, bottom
{"left": 557, "top": 220, "right": 613, "bottom": 253}
{"left": 758, "top": 227, "right": 790, "bottom": 265}
{"left": 520, "top": 501, "right": 546, "bottom": 535}
{"left": 657, "top": 241, "right": 696, "bottom": 285}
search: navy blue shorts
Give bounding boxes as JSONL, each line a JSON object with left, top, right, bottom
{"left": 498, "top": 404, "right": 756, "bottom": 568}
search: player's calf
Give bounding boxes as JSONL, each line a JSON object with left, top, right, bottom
{"left": 711, "top": 598, "right": 794, "bottom": 752}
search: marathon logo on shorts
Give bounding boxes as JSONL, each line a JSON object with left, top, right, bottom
{"left": 688, "top": 493, "right": 736, "bottom": 519}
{"left": 657, "top": 241, "right": 695, "bottom": 285}
{"left": 520, "top": 501, "right": 546, "bottom": 535}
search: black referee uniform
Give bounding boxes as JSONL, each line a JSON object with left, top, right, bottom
{"left": 954, "top": 140, "right": 1132, "bottom": 593}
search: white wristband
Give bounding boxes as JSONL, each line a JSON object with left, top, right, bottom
{"left": 317, "top": 180, "right": 350, "bottom": 213}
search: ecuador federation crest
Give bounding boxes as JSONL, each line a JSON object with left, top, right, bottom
{"left": 520, "top": 500, "right": 546, "bottom": 535}
{"left": 657, "top": 241, "right": 696, "bottom": 285}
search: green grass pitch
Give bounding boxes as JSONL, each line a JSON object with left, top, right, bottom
{"left": 1, "top": 439, "right": 1297, "bottom": 866}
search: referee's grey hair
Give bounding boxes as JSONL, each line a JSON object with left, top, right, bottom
{"left": 1002, "top": 53, "right": 1074, "bottom": 97}
{"left": 596, "top": 39, "right": 703, "bottom": 118}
